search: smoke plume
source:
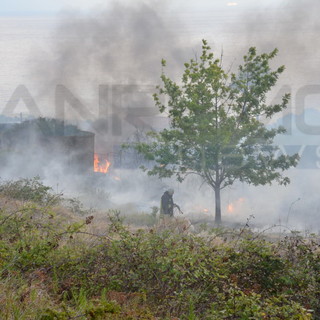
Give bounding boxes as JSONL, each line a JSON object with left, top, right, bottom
{"left": 5, "top": 0, "right": 320, "bottom": 230}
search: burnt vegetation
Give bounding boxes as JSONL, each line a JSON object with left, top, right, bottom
{"left": 0, "top": 177, "right": 319, "bottom": 319}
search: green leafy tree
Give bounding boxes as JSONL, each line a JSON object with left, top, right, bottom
{"left": 135, "top": 40, "right": 299, "bottom": 223}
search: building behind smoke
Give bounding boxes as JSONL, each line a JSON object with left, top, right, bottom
{"left": 0, "top": 118, "right": 94, "bottom": 177}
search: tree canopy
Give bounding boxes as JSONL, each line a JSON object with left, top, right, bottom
{"left": 135, "top": 40, "right": 299, "bottom": 223}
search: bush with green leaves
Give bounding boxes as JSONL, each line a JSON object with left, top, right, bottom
{"left": 50, "top": 215, "right": 319, "bottom": 318}
{"left": 208, "top": 288, "right": 312, "bottom": 319}
{"left": 0, "top": 176, "right": 62, "bottom": 205}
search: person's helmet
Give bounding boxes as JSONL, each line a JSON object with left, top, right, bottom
{"left": 167, "top": 188, "right": 174, "bottom": 195}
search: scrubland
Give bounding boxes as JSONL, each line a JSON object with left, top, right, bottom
{"left": 0, "top": 178, "right": 319, "bottom": 319}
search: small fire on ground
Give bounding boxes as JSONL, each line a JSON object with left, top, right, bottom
{"left": 94, "top": 153, "right": 111, "bottom": 173}
{"left": 227, "top": 203, "right": 234, "bottom": 213}
{"left": 227, "top": 198, "right": 245, "bottom": 214}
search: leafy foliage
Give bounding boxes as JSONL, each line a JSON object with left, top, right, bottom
{"left": 0, "top": 176, "right": 61, "bottom": 205}
{"left": 134, "top": 40, "right": 299, "bottom": 222}
{"left": 0, "top": 178, "right": 319, "bottom": 319}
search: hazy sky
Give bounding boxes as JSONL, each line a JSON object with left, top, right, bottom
{"left": 0, "top": 0, "right": 281, "bottom": 16}
{"left": 0, "top": 0, "right": 104, "bottom": 15}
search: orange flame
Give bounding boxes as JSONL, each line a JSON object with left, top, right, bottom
{"left": 94, "top": 153, "right": 111, "bottom": 173}
{"left": 227, "top": 198, "right": 246, "bottom": 214}
{"left": 227, "top": 203, "right": 234, "bottom": 213}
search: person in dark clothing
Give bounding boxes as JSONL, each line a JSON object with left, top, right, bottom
{"left": 160, "top": 189, "right": 175, "bottom": 216}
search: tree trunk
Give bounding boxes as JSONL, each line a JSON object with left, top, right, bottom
{"left": 215, "top": 187, "right": 222, "bottom": 224}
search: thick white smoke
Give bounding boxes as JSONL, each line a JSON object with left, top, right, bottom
{"left": 2, "top": 0, "right": 320, "bottom": 231}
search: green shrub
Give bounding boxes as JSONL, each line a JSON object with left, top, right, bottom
{"left": 208, "top": 288, "right": 312, "bottom": 319}
{"left": 0, "top": 176, "right": 61, "bottom": 205}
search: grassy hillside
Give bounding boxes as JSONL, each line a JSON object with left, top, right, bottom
{"left": 0, "top": 178, "right": 319, "bottom": 319}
